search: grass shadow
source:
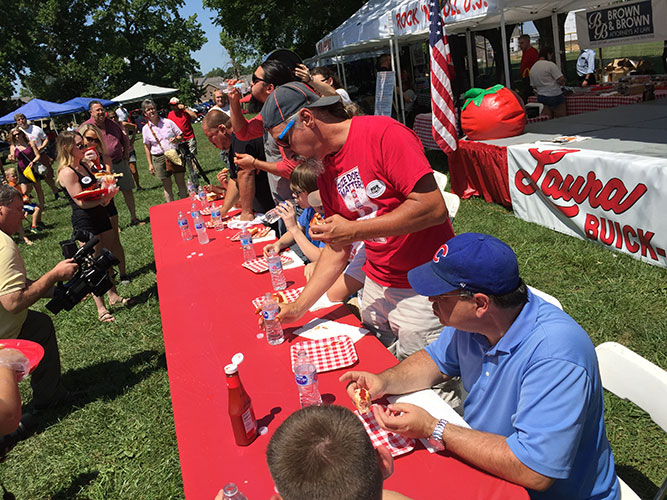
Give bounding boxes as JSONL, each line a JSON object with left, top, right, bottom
{"left": 51, "top": 470, "right": 100, "bottom": 500}
{"left": 127, "top": 283, "right": 158, "bottom": 307}
{"left": 616, "top": 465, "right": 660, "bottom": 499}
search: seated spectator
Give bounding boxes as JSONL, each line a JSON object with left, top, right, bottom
{"left": 341, "top": 233, "right": 619, "bottom": 499}
{"left": 0, "top": 184, "right": 79, "bottom": 448}
{"left": 254, "top": 405, "right": 411, "bottom": 500}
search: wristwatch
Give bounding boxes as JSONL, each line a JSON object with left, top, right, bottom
{"left": 428, "top": 418, "right": 447, "bottom": 451}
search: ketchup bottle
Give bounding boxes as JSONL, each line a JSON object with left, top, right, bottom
{"left": 225, "top": 353, "right": 257, "bottom": 446}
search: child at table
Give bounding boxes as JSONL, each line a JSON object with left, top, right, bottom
{"left": 262, "top": 163, "right": 325, "bottom": 264}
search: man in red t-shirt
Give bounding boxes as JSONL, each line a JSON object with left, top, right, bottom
{"left": 519, "top": 35, "right": 539, "bottom": 102}
{"left": 261, "top": 83, "right": 458, "bottom": 376}
{"left": 167, "top": 97, "right": 199, "bottom": 183}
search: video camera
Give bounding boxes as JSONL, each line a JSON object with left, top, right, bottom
{"left": 177, "top": 141, "right": 195, "bottom": 161}
{"left": 46, "top": 231, "right": 119, "bottom": 314}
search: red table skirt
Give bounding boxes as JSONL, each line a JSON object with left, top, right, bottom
{"left": 449, "top": 140, "right": 511, "bottom": 207}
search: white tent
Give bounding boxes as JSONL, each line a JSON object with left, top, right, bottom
{"left": 112, "top": 81, "right": 179, "bottom": 104}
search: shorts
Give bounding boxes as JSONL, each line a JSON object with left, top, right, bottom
{"left": 537, "top": 94, "right": 564, "bottom": 108}
{"left": 17, "top": 169, "right": 34, "bottom": 185}
{"left": 106, "top": 198, "right": 118, "bottom": 218}
{"left": 344, "top": 244, "right": 366, "bottom": 284}
{"left": 128, "top": 150, "right": 137, "bottom": 163}
{"left": 112, "top": 159, "right": 136, "bottom": 191}
{"left": 72, "top": 207, "right": 112, "bottom": 236}
{"left": 151, "top": 154, "right": 171, "bottom": 180}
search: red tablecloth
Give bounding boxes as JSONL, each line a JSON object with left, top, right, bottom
{"left": 527, "top": 93, "right": 643, "bottom": 115}
{"left": 151, "top": 199, "right": 528, "bottom": 500}
{"left": 449, "top": 140, "right": 511, "bottom": 207}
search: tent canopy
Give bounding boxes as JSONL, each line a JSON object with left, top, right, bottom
{"left": 0, "top": 98, "right": 82, "bottom": 125}
{"left": 62, "top": 97, "right": 118, "bottom": 113}
{"left": 112, "top": 81, "right": 178, "bottom": 104}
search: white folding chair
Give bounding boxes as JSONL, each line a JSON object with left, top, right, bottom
{"left": 527, "top": 286, "right": 563, "bottom": 310}
{"left": 595, "top": 342, "right": 667, "bottom": 500}
{"left": 432, "top": 170, "right": 461, "bottom": 220}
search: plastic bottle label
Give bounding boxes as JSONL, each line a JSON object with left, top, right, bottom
{"left": 212, "top": 210, "right": 221, "bottom": 218}
{"left": 262, "top": 309, "right": 276, "bottom": 321}
{"left": 195, "top": 222, "right": 204, "bottom": 231}
{"left": 178, "top": 219, "right": 188, "bottom": 227}
{"left": 192, "top": 211, "right": 200, "bottom": 218}
{"left": 268, "top": 260, "right": 283, "bottom": 272}
{"left": 296, "top": 371, "right": 317, "bottom": 386}
{"left": 240, "top": 236, "right": 252, "bottom": 246}
{"left": 241, "top": 408, "right": 255, "bottom": 435}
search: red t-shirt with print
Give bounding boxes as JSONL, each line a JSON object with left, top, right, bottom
{"left": 167, "top": 110, "right": 195, "bottom": 140}
{"left": 318, "top": 115, "right": 455, "bottom": 288}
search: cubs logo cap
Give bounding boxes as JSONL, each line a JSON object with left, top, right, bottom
{"left": 261, "top": 82, "right": 341, "bottom": 130}
{"left": 407, "top": 233, "right": 520, "bottom": 297}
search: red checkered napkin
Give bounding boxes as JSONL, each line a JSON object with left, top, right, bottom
{"left": 242, "top": 254, "right": 293, "bottom": 273}
{"left": 290, "top": 335, "right": 358, "bottom": 373}
{"left": 251, "top": 287, "right": 304, "bottom": 310}
{"left": 231, "top": 226, "right": 271, "bottom": 241}
{"left": 355, "top": 406, "right": 415, "bottom": 457}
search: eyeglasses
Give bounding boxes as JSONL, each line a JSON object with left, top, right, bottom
{"left": 276, "top": 116, "right": 297, "bottom": 148}
{"left": 251, "top": 74, "right": 265, "bottom": 85}
{"left": 84, "top": 136, "right": 99, "bottom": 143}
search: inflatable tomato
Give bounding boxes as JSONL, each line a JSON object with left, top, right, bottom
{"left": 460, "top": 85, "right": 526, "bottom": 140}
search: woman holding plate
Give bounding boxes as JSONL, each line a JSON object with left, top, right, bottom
{"left": 56, "top": 131, "right": 132, "bottom": 323}
{"left": 8, "top": 128, "right": 44, "bottom": 233}
{"left": 141, "top": 99, "right": 188, "bottom": 203}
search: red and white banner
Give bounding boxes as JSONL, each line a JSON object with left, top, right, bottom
{"left": 393, "top": 0, "right": 494, "bottom": 37}
{"left": 507, "top": 145, "right": 667, "bottom": 268}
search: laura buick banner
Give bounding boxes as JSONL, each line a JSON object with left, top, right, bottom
{"left": 507, "top": 145, "right": 667, "bottom": 268}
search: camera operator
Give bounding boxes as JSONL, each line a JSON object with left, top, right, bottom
{"left": 0, "top": 184, "right": 77, "bottom": 431}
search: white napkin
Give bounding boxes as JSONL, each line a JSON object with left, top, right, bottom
{"left": 387, "top": 389, "right": 470, "bottom": 453}
{"left": 227, "top": 216, "right": 264, "bottom": 229}
{"left": 308, "top": 293, "right": 342, "bottom": 312}
{"left": 253, "top": 230, "right": 277, "bottom": 243}
{"left": 294, "top": 318, "right": 369, "bottom": 344}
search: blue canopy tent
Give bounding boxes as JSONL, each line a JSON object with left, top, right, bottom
{"left": 0, "top": 98, "right": 81, "bottom": 125}
{"left": 61, "top": 97, "right": 118, "bottom": 113}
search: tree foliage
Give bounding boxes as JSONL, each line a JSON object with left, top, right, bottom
{"left": 204, "top": 0, "right": 366, "bottom": 62}
{"left": 0, "top": 0, "right": 205, "bottom": 104}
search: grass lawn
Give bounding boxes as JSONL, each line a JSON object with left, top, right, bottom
{"left": 0, "top": 126, "right": 664, "bottom": 498}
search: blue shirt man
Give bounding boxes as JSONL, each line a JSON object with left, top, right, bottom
{"left": 340, "top": 233, "right": 619, "bottom": 499}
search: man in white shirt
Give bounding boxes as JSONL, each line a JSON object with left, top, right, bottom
{"left": 13, "top": 114, "right": 60, "bottom": 200}
{"left": 576, "top": 48, "right": 597, "bottom": 87}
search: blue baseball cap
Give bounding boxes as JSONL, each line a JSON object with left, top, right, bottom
{"left": 407, "top": 233, "right": 520, "bottom": 296}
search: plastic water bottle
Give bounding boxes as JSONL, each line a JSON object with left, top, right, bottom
{"left": 261, "top": 208, "right": 282, "bottom": 225}
{"left": 198, "top": 186, "right": 209, "bottom": 210}
{"left": 210, "top": 202, "right": 224, "bottom": 231}
{"left": 294, "top": 349, "right": 322, "bottom": 407}
{"left": 262, "top": 293, "right": 284, "bottom": 345}
{"left": 240, "top": 226, "right": 256, "bottom": 262}
{"left": 177, "top": 211, "right": 192, "bottom": 241}
{"left": 266, "top": 248, "right": 287, "bottom": 291}
{"left": 187, "top": 180, "right": 197, "bottom": 202}
{"left": 221, "top": 482, "right": 248, "bottom": 500}
{"left": 192, "top": 209, "right": 209, "bottom": 245}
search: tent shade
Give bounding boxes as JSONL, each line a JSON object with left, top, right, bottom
{"left": 62, "top": 97, "right": 118, "bottom": 113}
{"left": 0, "top": 98, "right": 82, "bottom": 125}
{"left": 112, "top": 81, "right": 179, "bottom": 104}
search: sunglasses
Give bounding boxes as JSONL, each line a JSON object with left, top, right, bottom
{"left": 276, "top": 116, "right": 297, "bottom": 148}
{"left": 74, "top": 142, "right": 85, "bottom": 150}
{"left": 84, "top": 136, "right": 100, "bottom": 143}
{"left": 431, "top": 291, "right": 473, "bottom": 301}
{"left": 251, "top": 74, "right": 265, "bottom": 85}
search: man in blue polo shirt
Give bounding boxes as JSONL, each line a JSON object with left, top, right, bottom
{"left": 341, "top": 233, "right": 619, "bottom": 499}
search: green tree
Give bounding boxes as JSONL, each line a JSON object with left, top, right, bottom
{"left": 204, "top": 0, "right": 366, "bottom": 61}
{"left": 0, "top": 0, "right": 205, "bottom": 103}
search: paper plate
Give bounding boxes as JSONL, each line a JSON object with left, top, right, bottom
{"left": 73, "top": 187, "right": 108, "bottom": 200}
{"left": 0, "top": 339, "right": 45, "bottom": 374}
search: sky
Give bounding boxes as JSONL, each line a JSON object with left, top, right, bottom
{"left": 179, "top": 2, "right": 231, "bottom": 75}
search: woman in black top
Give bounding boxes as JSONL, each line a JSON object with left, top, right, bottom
{"left": 56, "top": 131, "right": 129, "bottom": 323}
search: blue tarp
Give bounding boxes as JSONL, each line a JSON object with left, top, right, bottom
{"left": 61, "top": 97, "right": 118, "bottom": 113}
{"left": 0, "top": 98, "right": 82, "bottom": 125}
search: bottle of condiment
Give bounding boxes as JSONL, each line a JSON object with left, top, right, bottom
{"left": 225, "top": 353, "right": 257, "bottom": 446}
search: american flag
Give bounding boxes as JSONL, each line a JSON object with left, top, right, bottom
{"left": 429, "top": 0, "right": 458, "bottom": 153}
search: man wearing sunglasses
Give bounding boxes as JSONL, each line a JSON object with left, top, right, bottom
{"left": 261, "top": 82, "right": 457, "bottom": 375}
{"left": 340, "top": 233, "right": 619, "bottom": 500}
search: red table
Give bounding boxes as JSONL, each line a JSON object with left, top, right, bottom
{"left": 151, "top": 198, "right": 529, "bottom": 500}
{"left": 527, "top": 93, "right": 643, "bottom": 115}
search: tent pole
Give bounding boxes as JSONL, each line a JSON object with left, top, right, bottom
{"left": 393, "top": 35, "right": 406, "bottom": 125}
{"left": 340, "top": 57, "right": 349, "bottom": 92}
{"left": 389, "top": 39, "right": 400, "bottom": 120}
{"left": 498, "top": 0, "right": 511, "bottom": 88}
{"left": 466, "top": 29, "right": 475, "bottom": 88}
{"left": 551, "top": 11, "right": 562, "bottom": 72}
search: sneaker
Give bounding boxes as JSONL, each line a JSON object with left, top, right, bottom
{"left": 29, "top": 226, "right": 39, "bottom": 234}
{"left": 119, "top": 275, "right": 131, "bottom": 285}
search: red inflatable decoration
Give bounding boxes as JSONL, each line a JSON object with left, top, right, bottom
{"left": 460, "top": 85, "right": 526, "bottom": 140}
